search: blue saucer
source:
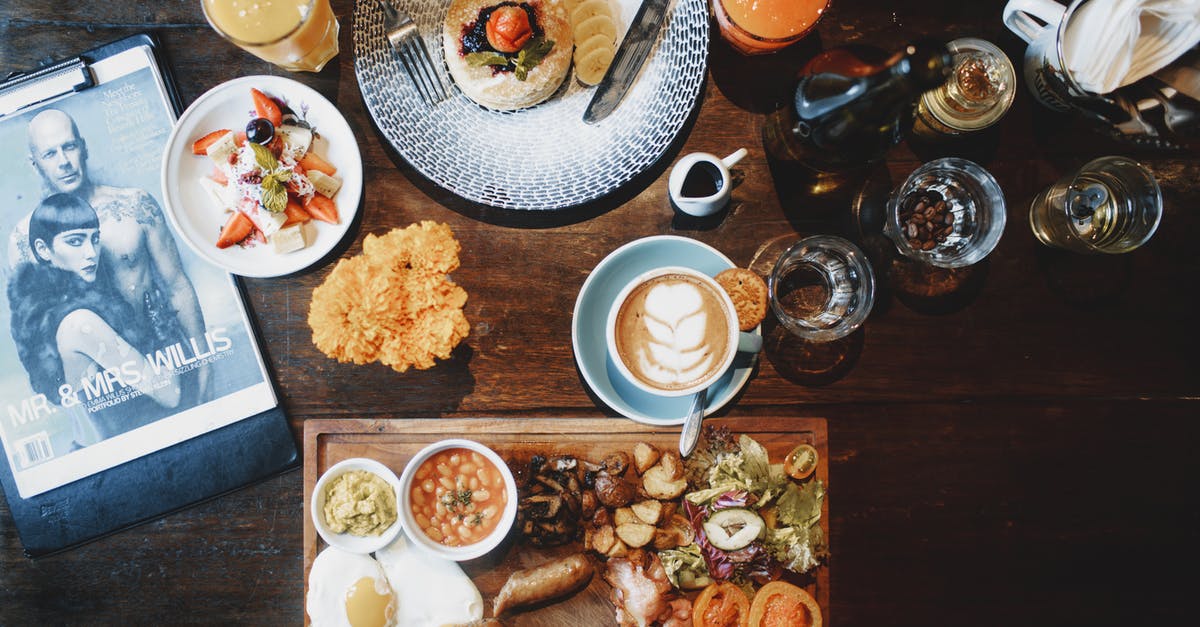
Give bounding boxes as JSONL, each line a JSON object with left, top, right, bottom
{"left": 572, "top": 235, "right": 758, "bottom": 426}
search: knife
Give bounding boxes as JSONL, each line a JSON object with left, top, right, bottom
{"left": 583, "top": 0, "right": 671, "bottom": 124}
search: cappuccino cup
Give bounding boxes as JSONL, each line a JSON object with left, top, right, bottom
{"left": 606, "top": 266, "right": 762, "bottom": 397}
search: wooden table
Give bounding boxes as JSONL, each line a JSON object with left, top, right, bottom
{"left": 2, "top": 1, "right": 1197, "bottom": 624}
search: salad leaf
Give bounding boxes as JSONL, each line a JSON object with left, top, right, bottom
{"left": 659, "top": 543, "right": 710, "bottom": 589}
{"left": 686, "top": 435, "right": 786, "bottom": 508}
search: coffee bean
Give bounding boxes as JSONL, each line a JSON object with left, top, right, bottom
{"left": 921, "top": 240, "right": 937, "bottom": 251}
{"left": 906, "top": 223, "right": 918, "bottom": 238}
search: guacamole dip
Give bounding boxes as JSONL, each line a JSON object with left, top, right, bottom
{"left": 322, "top": 470, "right": 397, "bottom": 536}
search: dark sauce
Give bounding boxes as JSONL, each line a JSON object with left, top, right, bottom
{"left": 680, "top": 161, "right": 723, "bottom": 198}
{"left": 460, "top": 1, "right": 543, "bottom": 74}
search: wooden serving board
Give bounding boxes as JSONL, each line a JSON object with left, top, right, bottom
{"left": 303, "top": 418, "right": 830, "bottom": 626}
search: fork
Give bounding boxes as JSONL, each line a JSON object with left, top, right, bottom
{"left": 373, "top": 0, "right": 449, "bottom": 105}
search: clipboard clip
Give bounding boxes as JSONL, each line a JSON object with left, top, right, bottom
{"left": 0, "top": 57, "right": 94, "bottom": 118}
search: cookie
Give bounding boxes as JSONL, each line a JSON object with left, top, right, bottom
{"left": 715, "top": 268, "right": 768, "bottom": 331}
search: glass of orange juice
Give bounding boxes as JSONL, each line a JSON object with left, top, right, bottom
{"left": 713, "top": 0, "right": 829, "bottom": 55}
{"left": 202, "top": 0, "right": 340, "bottom": 72}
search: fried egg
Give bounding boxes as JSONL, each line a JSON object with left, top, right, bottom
{"left": 375, "top": 533, "right": 483, "bottom": 626}
{"left": 307, "top": 546, "right": 397, "bottom": 627}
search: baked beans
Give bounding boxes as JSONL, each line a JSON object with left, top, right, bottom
{"left": 409, "top": 447, "right": 508, "bottom": 547}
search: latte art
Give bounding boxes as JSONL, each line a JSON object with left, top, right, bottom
{"left": 614, "top": 274, "right": 733, "bottom": 392}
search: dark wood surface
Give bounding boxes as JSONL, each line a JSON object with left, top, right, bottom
{"left": 1, "top": 0, "right": 1197, "bottom": 624}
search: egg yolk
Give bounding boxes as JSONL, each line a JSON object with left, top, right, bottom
{"left": 344, "top": 576, "right": 395, "bottom": 627}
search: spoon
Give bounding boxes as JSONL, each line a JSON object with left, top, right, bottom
{"left": 678, "top": 388, "right": 707, "bottom": 457}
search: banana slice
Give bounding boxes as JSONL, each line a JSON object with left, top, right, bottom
{"left": 574, "top": 33, "right": 616, "bottom": 67}
{"left": 574, "top": 13, "right": 618, "bottom": 44}
{"left": 575, "top": 44, "right": 617, "bottom": 85}
{"left": 563, "top": 0, "right": 586, "bottom": 11}
{"left": 570, "top": 0, "right": 614, "bottom": 28}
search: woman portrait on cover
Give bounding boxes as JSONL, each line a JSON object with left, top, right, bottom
{"left": 7, "top": 193, "right": 181, "bottom": 447}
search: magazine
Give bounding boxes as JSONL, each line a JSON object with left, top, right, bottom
{"left": 0, "top": 34, "right": 295, "bottom": 557}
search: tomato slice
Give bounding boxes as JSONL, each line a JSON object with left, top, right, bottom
{"left": 783, "top": 444, "right": 818, "bottom": 480}
{"left": 693, "top": 582, "right": 749, "bottom": 627}
{"left": 747, "top": 581, "right": 821, "bottom": 627}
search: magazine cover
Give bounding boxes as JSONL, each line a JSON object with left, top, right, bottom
{"left": 0, "top": 46, "right": 277, "bottom": 499}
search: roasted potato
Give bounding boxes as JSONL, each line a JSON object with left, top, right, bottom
{"left": 593, "top": 472, "right": 636, "bottom": 508}
{"left": 581, "top": 490, "right": 598, "bottom": 518}
{"left": 642, "top": 465, "right": 687, "bottom": 500}
{"left": 665, "top": 513, "right": 695, "bottom": 546}
{"left": 613, "top": 506, "right": 639, "bottom": 527}
{"left": 606, "top": 537, "right": 629, "bottom": 558}
{"left": 592, "top": 524, "right": 616, "bottom": 555}
{"left": 658, "top": 451, "right": 684, "bottom": 481}
{"left": 616, "top": 522, "right": 655, "bottom": 549}
{"left": 632, "top": 441, "right": 661, "bottom": 475}
{"left": 652, "top": 527, "right": 683, "bottom": 551}
{"left": 602, "top": 451, "right": 631, "bottom": 476}
{"left": 631, "top": 499, "right": 664, "bottom": 526}
{"left": 590, "top": 506, "right": 612, "bottom": 528}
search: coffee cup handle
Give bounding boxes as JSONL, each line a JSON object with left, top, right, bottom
{"left": 1002, "top": 0, "right": 1067, "bottom": 43}
{"left": 737, "top": 331, "right": 763, "bottom": 354}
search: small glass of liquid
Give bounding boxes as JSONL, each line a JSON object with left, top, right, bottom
{"left": 202, "top": 0, "right": 339, "bottom": 72}
{"left": 768, "top": 235, "right": 875, "bottom": 342}
{"left": 913, "top": 38, "right": 1016, "bottom": 139}
{"left": 1029, "top": 156, "right": 1162, "bottom": 254}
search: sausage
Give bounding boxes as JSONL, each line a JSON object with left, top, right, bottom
{"left": 492, "top": 553, "right": 594, "bottom": 616}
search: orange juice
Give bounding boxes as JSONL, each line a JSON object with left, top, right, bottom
{"left": 202, "top": 0, "right": 339, "bottom": 72}
{"left": 714, "top": 0, "right": 829, "bottom": 55}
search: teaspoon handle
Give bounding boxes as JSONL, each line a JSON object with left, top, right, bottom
{"left": 679, "top": 389, "right": 706, "bottom": 457}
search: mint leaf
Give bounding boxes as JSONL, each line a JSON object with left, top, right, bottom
{"left": 250, "top": 142, "right": 279, "bottom": 171}
{"left": 465, "top": 52, "right": 511, "bottom": 68}
{"left": 260, "top": 175, "right": 287, "bottom": 213}
{"left": 514, "top": 37, "right": 554, "bottom": 81}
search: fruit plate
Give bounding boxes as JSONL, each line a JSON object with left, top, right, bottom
{"left": 160, "top": 75, "right": 363, "bottom": 278}
{"left": 353, "top": 0, "right": 708, "bottom": 210}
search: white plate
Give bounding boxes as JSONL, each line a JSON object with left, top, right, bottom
{"left": 572, "top": 236, "right": 759, "bottom": 426}
{"left": 160, "top": 75, "right": 362, "bottom": 277}
{"left": 353, "top": 0, "right": 708, "bottom": 210}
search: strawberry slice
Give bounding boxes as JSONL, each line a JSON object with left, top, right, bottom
{"left": 209, "top": 166, "right": 228, "bottom": 186}
{"left": 282, "top": 198, "right": 311, "bottom": 227}
{"left": 216, "top": 211, "right": 254, "bottom": 249}
{"left": 192, "top": 129, "right": 232, "bottom": 155}
{"left": 303, "top": 194, "right": 339, "bottom": 224}
{"left": 298, "top": 151, "right": 337, "bottom": 176}
{"left": 250, "top": 88, "right": 283, "bottom": 127}
{"left": 234, "top": 131, "right": 247, "bottom": 147}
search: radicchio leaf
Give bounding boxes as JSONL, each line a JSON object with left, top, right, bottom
{"left": 713, "top": 490, "right": 756, "bottom": 510}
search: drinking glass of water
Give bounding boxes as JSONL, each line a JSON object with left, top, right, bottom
{"left": 1029, "top": 156, "right": 1162, "bottom": 254}
{"left": 768, "top": 235, "right": 875, "bottom": 342}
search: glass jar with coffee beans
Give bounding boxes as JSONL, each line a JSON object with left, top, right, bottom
{"left": 884, "top": 158, "right": 1006, "bottom": 268}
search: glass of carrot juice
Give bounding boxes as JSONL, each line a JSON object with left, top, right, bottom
{"left": 713, "top": 0, "right": 829, "bottom": 55}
